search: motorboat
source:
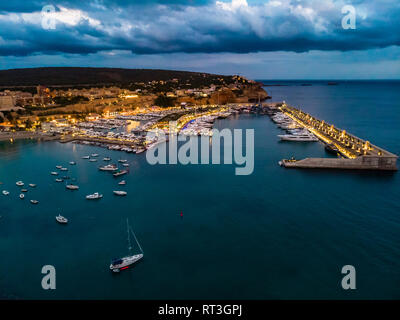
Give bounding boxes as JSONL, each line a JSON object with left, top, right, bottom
{"left": 19, "top": 194, "right": 25, "bottom": 199}
{"left": 82, "top": 156, "right": 90, "bottom": 159}
{"left": 118, "top": 159, "right": 128, "bottom": 163}
{"left": 55, "top": 178, "right": 63, "bottom": 182}
{"left": 122, "top": 163, "right": 129, "bottom": 167}
{"left": 30, "top": 200, "right": 39, "bottom": 204}
{"left": 91, "top": 153, "right": 99, "bottom": 157}
{"left": 50, "top": 172, "right": 59, "bottom": 175}
{"left": 113, "top": 170, "right": 128, "bottom": 177}
{"left": 278, "top": 134, "right": 318, "bottom": 142}
{"left": 118, "top": 180, "right": 126, "bottom": 185}
{"left": 16, "top": 181, "right": 24, "bottom": 186}
{"left": 66, "top": 184, "right": 79, "bottom": 190}
{"left": 60, "top": 167, "right": 68, "bottom": 171}
{"left": 89, "top": 159, "right": 98, "bottom": 162}
{"left": 29, "top": 184, "right": 36, "bottom": 188}
{"left": 103, "top": 157, "right": 111, "bottom": 161}
{"left": 113, "top": 191, "right": 127, "bottom": 196}
{"left": 99, "top": 164, "right": 118, "bottom": 171}
{"left": 21, "top": 189, "right": 28, "bottom": 192}
{"left": 56, "top": 214, "right": 68, "bottom": 224}
{"left": 69, "top": 161, "right": 76, "bottom": 165}
{"left": 2, "top": 190, "right": 10, "bottom": 196}
{"left": 56, "top": 165, "right": 62, "bottom": 169}
{"left": 86, "top": 192, "right": 103, "bottom": 200}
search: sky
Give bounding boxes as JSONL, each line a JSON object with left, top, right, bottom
{"left": 0, "top": 0, "right": 399, "bottom": 79}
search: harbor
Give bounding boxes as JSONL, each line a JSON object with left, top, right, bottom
{"left": 268, "top": 103, "right": 398, "bottom": 171}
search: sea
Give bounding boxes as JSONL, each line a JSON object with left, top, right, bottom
{"left": 0, "top": 80, "right": 399, "bottom": 299}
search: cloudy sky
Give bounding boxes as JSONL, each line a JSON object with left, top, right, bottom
{"left": 0, "top": 0, "right": 399, "bottom": 79}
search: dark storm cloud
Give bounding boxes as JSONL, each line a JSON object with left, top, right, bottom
{"left": 0, "top": 0, "right": 399, "bottom": 57}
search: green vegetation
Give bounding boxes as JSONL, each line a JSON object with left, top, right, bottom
{"left": 154, "top": 94, "right": 176, "bottom": 108}
{"left": 53, "top": 95, "right": 89, "bottom": 106}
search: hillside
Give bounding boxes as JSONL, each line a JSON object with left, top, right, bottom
{"left": 0, "top": 67, "right": 234, "bottom": 87}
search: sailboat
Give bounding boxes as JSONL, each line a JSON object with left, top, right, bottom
{"left": 109, "top": 219, "right": 143, "bottom": 273}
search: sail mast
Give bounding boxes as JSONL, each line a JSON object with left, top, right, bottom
{"left": 129, "top": 225, "right": 143, "bottom": 254}
{"left": 127, "top": 218, "right": 132, "bottom": 251}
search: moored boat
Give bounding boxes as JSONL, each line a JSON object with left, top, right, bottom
{"left": 30, "top": 200, "right": 39, "bottom": 204}
{"left": 19, "top": 193, "right": 25, "bottom": 199}
{"left": 99, "top": 164, "right": 118, "bottom": 171}
{"left": 29, "top": 184, "right": 36, "bottom": 188}
{"left": 50, "top": 172, "right": 59, "bottom": 176}
{"left": 66, "top": 184, "right": 79, "bottom": 190}
{"left": 86, "top": 192, "right": 103, "bottom": 200}
{"left": 113, "top": 190, "right": 127, "bottom": 196}
{"left": 113, "top": 170, "right": 128, "bottom": 177}
{"left": 16, "top": 181, "right": 24, "bottom": 186}
{"left": 2, "top": 190, "right": 10, "bottom": 196}
{"left": 56, "top": 214, "right": 68, "bottom": 224}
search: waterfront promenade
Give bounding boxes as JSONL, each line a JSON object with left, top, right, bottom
{"left": 0, "top": 131, "right": 59, "bottom": 142}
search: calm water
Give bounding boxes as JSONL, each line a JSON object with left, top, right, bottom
{"left": 0, "top": 80, "right": 399, "bottom": 299}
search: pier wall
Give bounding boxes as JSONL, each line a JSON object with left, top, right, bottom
{"left": 283, "top": 156, "right": 398, "bottom": 171}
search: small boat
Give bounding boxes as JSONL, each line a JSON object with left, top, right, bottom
{"left": 56, "top": 214, "right": 68, "bottom": 224}
{"left": 55, "top": 178, "right": 63, "bottom": 182}
{"left": 86, "top": 192, "right": 103, "bottom": 200}
{"left": 136, "top": 148, "right": 145, "bottom": 154}
{"left": 30, "top": 200, "right": 39, "bottom": 204}
{"left": 113, "top": 170, "right": 128, "bottom": 177}
{"left": 56, "top": 165, "right": 62, "bottom": 169}
{"left": 109, "top": 219, "right": 143, "bottom": 273}
{"left": 69, "top": 161, "right": 76, "bottom": 165}
{"left": 118, "top": 159, "right": 128, "bottom": 163}
{"left": 89, "top": 159, "right": 98, "bottom": 162}
{"left": 118, "top": 180, "right": 126, "bottom": 185}
{"left": 60, "top": 167, "right": 68, "bottom": 171}
{"left": 19, "top": 194, "right": 25, "bottom": 199}
{"left": 66, "top": 184, "right": 79, "bottom": 190}
{"left": 2, "top": 190, "right": 10, "bottom": 196}
{"left": 29, "top": 184, "right": 36, "bottom": 188}
{"left": 50, "top": 172, "right": 59, "bottom": 176}
{"left": 21, "top": 189, "right": 28, "bottom": 192}
{"left": 99, "top": 164, "right": 118, "bottom": 172}
{"left": 113, "top": 191, "right": 127, "bottom": 196}
{"left": 16, "top": 181, "right": 24, "bottom": 186}
{"left": 82, "top": 156, "right": 90, "bottom": 159}
{"left": 122, "top": 163, "right": 129, "bottom": 167}
{"left": 91, "top": 154, "right": 99, "bottom": 157}
{"left": 103, "top": 157, "right": 111, "bottom": 161}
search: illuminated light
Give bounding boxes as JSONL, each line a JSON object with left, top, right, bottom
{"left": 120, "top": 266, "right": 129, "bottom": 270}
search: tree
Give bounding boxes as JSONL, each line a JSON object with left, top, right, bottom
{"left": 154, "top": 94, "right": 176, "bottom": 108}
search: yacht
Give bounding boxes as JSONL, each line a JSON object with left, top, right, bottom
{"left": 69, "top": 161, "right": 76, "bottom": 165}
{"left": 21, "top": 189, "right": 28, "bottom": 192}
{"left": 56, "top": 214, "right": 68, "bottom": 224}
{"left": 109, "top": 219, "right": 143, "bottom": 273}
{"left": 66, "top": 184, "right": 79, "bottom": 190}
{"left": 103, "top": 157, "right": 111, "bottom": 161}
{"left": 278, "top": 134, "right": 318, "bottom": 142}
{"left": 91, "top": 153, "right": 99, "bottom": 157}
{"left": 99, "top": 164, "right": 118, "bottom": 171}
{"left": 55, "top": 178, "right": 63, "bottom": 182}
{"left": 118, "top": 159, "right": 128, "bottom": 163}
{"left": 118, "top": 180, "right": 126, "bottom": 185}
{"left": 113, "top": 190, "right": 127, "bottom": 196}
{"left": 50, "top": 172, "right": 59, "bottom": 176}
{"left": 86, "top": 192, "right": 103, "bottom": 200}
{"left": 2, "top": 190, "right": 10, "bottom": 196}
{"left": 113, "top": 170, "right": 128, "bottom": 177}
{"left": 82, "top": 156, "right": 90, "bottom": 159}
{"left": 89, "top": 159, "right": 98, "bottom": 162}
{"left": 122, "top": 163, "right": 129, "bottom": 167}
{"left": 56, "top": 165, "right": 63, "bottom": 169}
{"left": 29, "top": 184, "right": 36, "bottom": 188}
{"left": 19, "top": 194, "right": 25, "bottom": 199}
{"left": 60, "top": 167, "right": 68, "bottom": 171}
{"left": 30, "top": 200, "right": 39, "bottom": 204}
{"left": 16, "top": 181, "right": 24, "bottom": 186}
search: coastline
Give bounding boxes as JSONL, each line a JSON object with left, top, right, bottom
{"left": 0, "top": 131, "right": 59, "bottom": 142}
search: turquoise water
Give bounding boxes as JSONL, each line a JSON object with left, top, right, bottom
{"left": 1, "top": 81, "right": 400, "bottom": 299}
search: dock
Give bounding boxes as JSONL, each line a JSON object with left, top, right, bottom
{"left": 278, "top": 104, "right": 398, "bottom": 171}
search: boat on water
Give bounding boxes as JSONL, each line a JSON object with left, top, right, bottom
{"left": 29, "top": 184, "right": 36, "bottom": 188}
{"left": 103, "top": 157, "right": 111, "bottom": 161}
{"left": 118, "top": 180, "right": 126, "bottom": 185}
{"left": 21, "top": 189, "right": 28, "bottom": 192}
{"left": 19, "top": 194, "right": 25, "bottom": 199}
{"left": 278, "top": 134, "right": 318, "bottom": 142}
{"left": 136, "top": 148, "right": 145, "bottom": 154}
{"left": 82, "top": 156, "right": 90, "bottom": 159}
{"left": 30, "top": 200, "right": 39, "bottom": 204}
{"left": 91, "top": 154, "right": 99, "bottom": 157}
{"left": 86, "top": 192, "right": 103, "bottom": 200}
{"left": 56, "top": 214, "right": 68, "bottom": 224}
{"left": 109, "top": 219, "right": 143, "bottom": 273}
{"left": 56, "top": 165, "right": 63, "bottom": 169}
{"left": 16, "top": 181, "right": 24, "bottom": 186}
{"left": 122, "top": 163, "right": 129, "bottom": 167}
{"left": 69, "top": 161, "right": 76, "bottom": 165}
{"left": 50, "top": 172, "right": 59, "bottom": 176}
{"left": 66, "top": 184, "right": 79, "bottom": 190}
{"left": 113, "top": 170, "right": 128, "bottom": 177}
{"left": 325, "top": 143, "right": 340, "bottom": 155}
{"left": 118, "top": 159, "right": 127, "bottom": 163}
{"left": 55, "top": 178, "right": 63, "bottom": 182}
{"left": 99, "top": 164, "right": 118, "bottom": 172}
{"left": 60, "top": 167, "right": 68, "bottom": 171}
{"left": 2, "top": 190, "right": 10, "bottom": 196}
{"left": 113, "top": 190, "right": 127, "bottom": 196}
{"left": 89, "top": 159, "right": 98, "bottom": 162}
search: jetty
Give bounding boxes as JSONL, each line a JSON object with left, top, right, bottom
{"left": 278, "top": 104, "right": 398, "bottom": 171}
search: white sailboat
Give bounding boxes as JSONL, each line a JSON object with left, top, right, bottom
{"left": 109, "top": 219, "right": 143, "bottom": 273}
